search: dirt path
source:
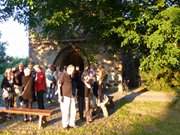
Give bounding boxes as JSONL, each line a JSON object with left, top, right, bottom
{"left": 111, "top": 87, "right": 176, "bottom": 102}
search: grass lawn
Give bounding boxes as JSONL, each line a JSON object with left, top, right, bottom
{"left": 0, "top": 97, "right": 180, "bottom": 135}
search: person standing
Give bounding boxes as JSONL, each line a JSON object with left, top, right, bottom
{"left": 73, "top": 66, "right": 85, "bottom": 121}
{"left": 45, "top": 64, "right": 56, "bottom": 103}
{"left": 1, "top": 68, "right": 15, "bottom": 120}
{"left": 1, "top": 68, "right": 14, "bottom": 109}
{"left": 81, "top": 67, "right": 93, "bottom": 124}
{"left": 72, "top": 66, "right": 79, "bottom": 97}
{"left": 96, "top": 65, "right": 109, "bottom": 117}
{"left": 34, "top": 65, "right": 46, "bottom": 109}
{"left": 21, "top": 68, "right": 33, "bottom": 121}
{"left": 13, "top": 63, "right": 24, "bottom": 107}
{"left": 58, "top": 64, "right": 77, "bottom": 129}
{"left": 28, "top": 62, "right": 37, "bottom": 103}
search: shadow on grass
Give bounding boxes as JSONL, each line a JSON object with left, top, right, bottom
{"left": 109, "top": 88, "right": 148, "bottom": 115}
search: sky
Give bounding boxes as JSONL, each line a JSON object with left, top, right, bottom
{"left": 0, "top": 18, "right": 29, "bottom": 58}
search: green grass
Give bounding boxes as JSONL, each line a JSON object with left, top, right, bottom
{"left": 1, "top": 98, "right": 180, "bottom": 135}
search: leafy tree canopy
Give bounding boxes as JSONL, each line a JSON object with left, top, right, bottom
{"left": 0, "top": 33, "right": 28, "bottom": 74}
{"left": 0, "top": 0, "right": 179, "bottom": 89}
{"left": 0, "top": 33, "right": 6, "bottom": 64}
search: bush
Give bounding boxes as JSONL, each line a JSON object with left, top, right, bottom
{"left": 141, "top": 70, "right": 180, "bottom": 92}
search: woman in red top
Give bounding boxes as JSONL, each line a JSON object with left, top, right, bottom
{"left": 34, "top": 65, "right": 46, "bottom": 109}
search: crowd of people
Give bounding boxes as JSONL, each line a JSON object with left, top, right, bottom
{"left": 1, "top": 62, "right": 112, "bottom": 129}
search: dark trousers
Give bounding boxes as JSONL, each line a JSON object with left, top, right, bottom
{"left": 77, "top": 96, "right": 85, "bottom": 120}
{"left": 22, "top": 99, "right": 32, "bottom": 120}
{"left": 37, "top": 91, "right": 45, "bottom": 109}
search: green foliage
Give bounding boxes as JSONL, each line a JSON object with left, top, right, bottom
{"left": 7, "top": 57, "right": 28, "bottom": 68}
{"left": 0, "top": 33, "right": 28, "bottom": 74}
{"left": 0, "top": 57, "right": 28, "bottom": 74}
{"left": 140, "top": 7, "right": 180, "bottom": 90}
{"left": 0, "top": 33, "right": 7, "bottom": 74}
{"left": 1, "top": 0, "right": 179, "bottom": 90}
{"left": 0, "top": 40, "right": 6, "bottom": 63}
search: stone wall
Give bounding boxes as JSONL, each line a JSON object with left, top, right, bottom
{"left": 29, "top": 37, "right": 124, "bottom": 92}
{"left": 29, "top": 37, "right": 60, "bottom": 66}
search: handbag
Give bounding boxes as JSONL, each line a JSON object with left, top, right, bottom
{"left": 2, "top": 88, "right": 9, "bottom": 99}
{"left": 14, "top": 85, "right": 22, "bottom": 96}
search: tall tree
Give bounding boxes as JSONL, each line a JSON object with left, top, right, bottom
{"left": 0, "top": 33, "right": 7, "bottom": 73}
{"left": 1, "top": 0, "right": 179, "bottom": 88}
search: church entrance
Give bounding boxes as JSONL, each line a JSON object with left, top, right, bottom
{"left": 53, "top": 45, "right": 86, "bottom": 72}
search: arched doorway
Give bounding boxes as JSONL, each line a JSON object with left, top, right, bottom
{"left": 53, "top": 45, "right": 87, "bottom": 72}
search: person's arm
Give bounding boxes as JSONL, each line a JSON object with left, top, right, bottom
{"left": 56, "top": 81, "right": 62, "bottom": 103}
{"left": 59, "top": 73, "right": 64, "bottom": 102}
{"left": 21, "top": 76, "right": 25, "bottom": 91}
{"left": 43, "top": 72, "right": 47, "bottom": 90}
{"left": 84, "top": 80, "right": 91, "bottom": 89}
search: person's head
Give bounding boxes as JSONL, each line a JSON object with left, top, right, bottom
{"left": 12, "top": 67, "right": 18, "bottom": 73}
{"left": 66, "top": 64, "right": 75, "bottom": 75}
{"left": 89, "top": 64, "right": 95, "bottom": 69}
{"left": 96, "top": 65, "right": 105, "bottom": 78}
{"left": 28, "top": 62, "right": 34, "bottom": 71}
{"left": 48, "top": 64, "right": 53, "bottom": 70}
{"left": 4, "top": 68, "right": 12, "bottom": 78}
{"left": 24, "top": 68, "right": 31, "bottom": 76}
{"left": 34, "top": 64, "right": 41, "bottom": 72}
{"left": 18, "top": 63, "right": 24, "bottom": 71}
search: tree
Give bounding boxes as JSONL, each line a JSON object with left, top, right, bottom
{"left": 0, "top": 33, "right": 28, "bottom": 74}
{"left": 141, "top": 7, "right": 180, "bottom": 89}
{"left": 0, "top": 33, "right": 7, "bottom": 74}
{"left": 1, "top": 0, "right": 179, "bottom": 89}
